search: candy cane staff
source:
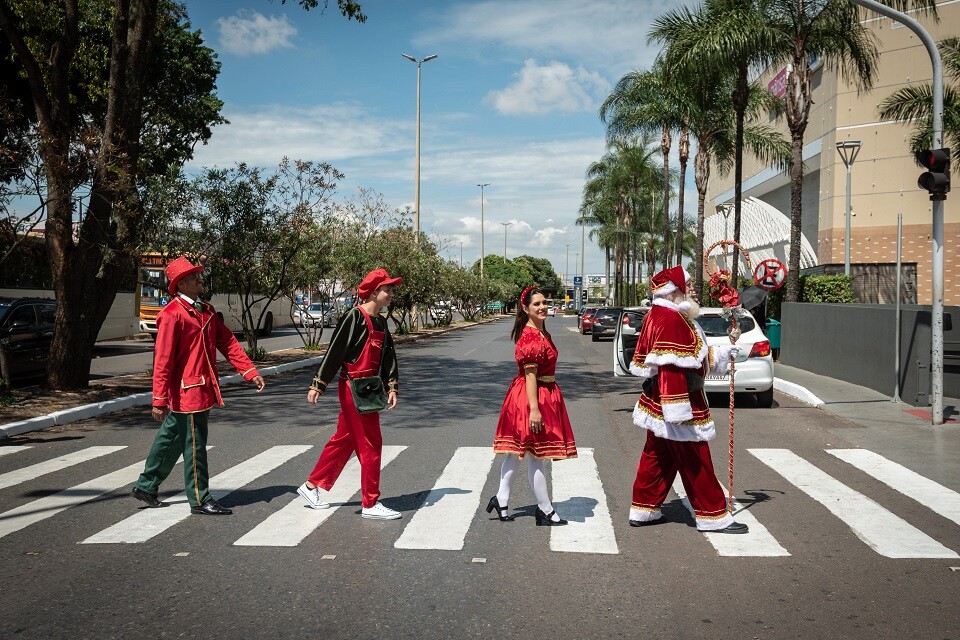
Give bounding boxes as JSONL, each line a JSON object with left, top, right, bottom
{"left": 486, "top": 285, "right": 578, "bottom": 526}
{"left": 626, "top": 266, "right": 748, "bottom": 534}
{"left": 298, "top": 268, "right": 403, "bottom": 520}
{"left": 131, "top": 257, "right": 266, "bottom": 515}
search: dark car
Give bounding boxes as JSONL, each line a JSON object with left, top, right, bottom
{"left": 590, "top": 307, "right": 624, "bottom": 342}
{"left": 0, "top": 297, "right": 57, "bottom": 382}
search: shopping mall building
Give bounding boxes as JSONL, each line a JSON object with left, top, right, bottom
{"left": 706, "top": 2, "right": 959, "bottom": 306}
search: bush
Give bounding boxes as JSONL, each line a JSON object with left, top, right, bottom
{"left": 245, "top": 346, "right": 266, "bottom": 361}
{"left": 765, "top": 274, "right": 856, "bottom": 320}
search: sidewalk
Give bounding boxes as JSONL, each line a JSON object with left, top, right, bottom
{"left": 774, "top": 363, "right": 960, "bottom": 488}
{"left": 0, "top": 316, "right": 507, "bottom": 440}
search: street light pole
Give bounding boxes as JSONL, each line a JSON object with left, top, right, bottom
{"left": 565, "top": 243, "right": 570, "bottom": 298}
{"left": 401, "top": 53, "right": 438, "bottom": 245}
{"left": 477, "top": 183, "right": 490, "bottom": 278}
{"left": 836, "top": 140, "right": 861, "bottom": 277}
{"left": 580, "top": 221, "right": 585, "bottom": 308}
{"left": 460, "top": 241, "right": 463, "bottom": 268}
{"left": 500, "top": 222, "right": 511, "bottom": 263}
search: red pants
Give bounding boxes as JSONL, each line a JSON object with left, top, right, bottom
{"left": 308, "top": 377, "right": 383, "bottom": 508}
{"left": 632, "top": 431, "right": 729, "bottom": 523}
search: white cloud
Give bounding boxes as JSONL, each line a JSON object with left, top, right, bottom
{"left": 217, "top": 11, "right": 297, "bottom": 56}
{"left": 530, "top": 226, "right": 568, "bottom": 247}
{"left": 485, "top": 60, "right": 610, "bottom": 115}
{"left": 187, "top": 103, "right": 411, "bottom": 168}
{"left": 417, "top": 0, "right": 695, "bottom": 74}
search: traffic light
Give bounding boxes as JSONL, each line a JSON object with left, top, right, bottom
{"left": 916, "top": 148, "right": 950, "bottom": 198}
{"left": 581, "top": 289, "right": 587, "bottom": 302}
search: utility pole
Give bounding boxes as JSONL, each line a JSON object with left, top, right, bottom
{"left": 477, "top": 183, "right": 490, "bottom": 278}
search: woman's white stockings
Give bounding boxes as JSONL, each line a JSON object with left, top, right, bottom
{"left": 495, "top": 454, "right": 556, "bottom": 519}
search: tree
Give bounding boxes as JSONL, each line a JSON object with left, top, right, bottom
{"left": 512, "top": 255, "right": 562, "bottom": 295}
{"left": 0, "top": 0, "right": 365, "bottom": 389}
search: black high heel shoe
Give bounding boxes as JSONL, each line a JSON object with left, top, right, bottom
{"left": 535, "top": 507, "right": 567, "bottom": 526}
{"left": 486, "top": 496, "right": 515, "bottom": 521}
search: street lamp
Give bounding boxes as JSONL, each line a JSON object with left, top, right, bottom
{"left": 565, "top": 243, "right": 570, "bottom": 296}
{"left": 715, "top": 202, "right": 733, "bottom": 270}
{"left": 460, "top": 241, "right": 463, "bottom": 268}
{"left": 402, "top": 53, "right": 438, "bottom": 245}
{"left": 836, "top": 140, "right": 861, "bottom": 277}
{"left": 500, "top": 222, "right": 511, "bottom": 262}
{"left": 477, "top": 183, "right": 490, "bottom": 278}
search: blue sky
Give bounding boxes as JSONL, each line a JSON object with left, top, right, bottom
{"left": 182, "top": 0, "right": 695, "bottom": 279}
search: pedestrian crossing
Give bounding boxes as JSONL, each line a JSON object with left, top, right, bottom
{"left": 1, "top": 443, "right": 959, "bottom": 558}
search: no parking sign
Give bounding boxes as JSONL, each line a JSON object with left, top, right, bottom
{"left": 753, "top": 259, "right": 787, "bottom": 291}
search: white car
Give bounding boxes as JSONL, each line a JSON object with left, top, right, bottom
{"left": 613, "top": 306, "right": 774, "bottom": 407}
{"left": 546, "top": 306, "right": 556, "bottom": 317}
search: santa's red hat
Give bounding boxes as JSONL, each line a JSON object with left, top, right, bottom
{"left": 650, "top": 265, "right": 690, "bottom": 298}
{"left": 356, "top": 268, "right": 403, "bottom": 300}
{"left": 165, "top": 256, "right": 204, "bottom": 295}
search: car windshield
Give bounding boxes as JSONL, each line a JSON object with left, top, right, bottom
{"left": 594, "top": 308, "right": 622, "bottom": 319}
{"left": 698, "top": 313, "right": 756, "bottom": 337}
{"left": 308, "top": 304, "right": 324, "bottom": 311}
{"left": 0, "top": 302, "right": 10, "bottom": 323}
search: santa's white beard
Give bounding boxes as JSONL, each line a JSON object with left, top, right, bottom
{"left": 678, "top": 296, "right": 700, "bottom": 320}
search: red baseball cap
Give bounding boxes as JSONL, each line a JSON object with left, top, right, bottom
{"left": 356, "top": 268, "right": 403, "bottom": 300}
{"left": 166, "top": 256, "right": 204, "bottom": 295}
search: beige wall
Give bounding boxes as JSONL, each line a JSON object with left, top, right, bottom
{"left": 707, "top": 2, "right": 960, "bottom": 304}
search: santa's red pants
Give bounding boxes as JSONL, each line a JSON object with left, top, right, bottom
{"left": 632, "top": 431, "right": 729, "bottom": 523}
{"left": 308, "top": 377, "right": 382, "bottom": 508}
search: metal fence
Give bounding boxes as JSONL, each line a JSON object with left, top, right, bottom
{"left": 780, "top": 302, "right": 959, "bottom": 406}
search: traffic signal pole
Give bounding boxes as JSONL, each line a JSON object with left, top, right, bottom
{"left": 850, "top": 0, "right": 945, "bottom": 424}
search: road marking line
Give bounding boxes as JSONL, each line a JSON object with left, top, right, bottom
{"left": 0, "top": 446, "right": 31, "bottom": 458}
{"left": 550, "top": 448, "right": 619, "bottom": 554}
{"left": 394, "top": 447, "right": 496, "bottom": 550}
{"left": 827, "top": 449, "right": 960, "bottom": 527}
{"left": 750, "top": 448, "right": 958, "bottom": 558}
{"left": 0, "top": 457, "right": 160, "bottom": 540}
{"left": 83, "top": 445, "right": 310, "bottom": 544}
{"left": 234, "top": 446, "right": 406, "bottom": 547}
{"left": 566, "top": 327, "right": 580, "bottom": 333}
{"left": 0, "top": 446, "right": 126, "bottom": 490}
{"left": 671, "top": 478, "right": 790, "bottom": 557}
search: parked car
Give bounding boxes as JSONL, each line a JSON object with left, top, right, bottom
{"left": 301, "top": 302, "right": 340, "bottom": 328}
{"left": 612, "top": 306, "right": 775, "bottom": 407}
{"left": 590, "top": 307, "right": 624, "bottom": 342}
{"left": 0, "top": 297, "right": 56, "bottom": 382}
{"left": 579, "top": 307, "right": 598, "bottom": 334}
{"left": 546, "top": 306, "right": 556, "bottom": 317}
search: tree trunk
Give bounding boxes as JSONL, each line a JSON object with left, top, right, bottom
{"left": 693, "top": 144, "right": 711, "bottom": 298}
{"left": 784, "top": 47, "right": 813, "bottom": 303}
{"left": 675, "top": 127, "right": 690, "bottom": 263}
{"left": 661, "top": 123, "right": 673, "bottom": 267}
{"left": 731, "top": 65, "right": 749, "bottom": 285}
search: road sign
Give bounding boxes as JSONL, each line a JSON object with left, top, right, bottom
{"left": 573, "top": 276, "right": 582, "bottom": 286}
{"left": 753, "top": 259, "right": 787, "bottom": 291}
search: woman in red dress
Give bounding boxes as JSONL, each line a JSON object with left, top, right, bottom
{"left": 487, "top": 285, "right": 577, "bottom": 525}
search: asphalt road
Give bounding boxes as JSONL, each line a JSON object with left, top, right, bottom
{"left": 2, "top": 316, "right": 959, "bottom": 639}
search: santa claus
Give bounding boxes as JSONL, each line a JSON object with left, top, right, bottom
{"left": 628, "top": 265, "right": 748, "bottom": 534}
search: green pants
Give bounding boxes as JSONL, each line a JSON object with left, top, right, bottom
{"left": 135, "top": 409, "right": 211, "bottom": 508}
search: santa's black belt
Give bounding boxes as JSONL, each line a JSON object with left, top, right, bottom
{"left": 642, "top": 372, "right": 704, "bottom": 394}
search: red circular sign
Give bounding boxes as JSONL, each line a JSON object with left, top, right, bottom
{"left": 753, "top": 259, "right": 787, "bottom": 291}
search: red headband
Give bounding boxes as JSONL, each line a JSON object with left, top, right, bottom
{"left": 519, "top": 285, "right": 539, "bottom": 306}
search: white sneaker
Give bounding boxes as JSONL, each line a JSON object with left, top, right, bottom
{"left": 297, "top": 483, "right": 330, "bottom": 510}
{"left": 361, "top": 502, "right": 402, "bottom": 520}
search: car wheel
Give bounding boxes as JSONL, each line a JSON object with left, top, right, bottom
{"left": 756, "top": 387, "right": 774, "bottom": 408}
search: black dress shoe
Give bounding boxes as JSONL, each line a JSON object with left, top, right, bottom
{"left": 534, "top": 507, "right": 567, "bottom": 526}
{"left": 131, "top": 486, "right": 163, "bottom": 508}
{"left": 191, "top": 500, "right": 233, "bottom": 515}
{"left": 709, "top": 522, "right": 749, "bottom": 534}
{"left": 485, "top": 496, "right": 515, "bottom": 521}
{"left": 629, "top": 518, "right": 660, "bottom": 527}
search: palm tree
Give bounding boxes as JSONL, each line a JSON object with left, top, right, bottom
{"left": 580, "top": 136, "right": 665, "bottom": 304}
{"left": 600, "top": 61, "right": 686, "bottom": 268}
{"left": 652, "top": 0, "right": 780, "bottom": 286}
{"left": 879, "top": 36, "right": 960, "bottom": 155}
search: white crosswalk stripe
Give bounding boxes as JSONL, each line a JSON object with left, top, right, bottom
{"left": 0, "top": 459, "right": 155, "bottom": 540}
{"left": 750, "top": 448, "right": 958, "bottom": 559}
{"left": 82, "top": 446, "right": 311, "bottom": 544}
{"left": 0, "top": 446, "right": 126, "bottom": 490}
{"left": 671, "top": 478, "right": 790, "bottom": 557}
{"left": 0, "top": 446, "right": 31, "bottom": 458}
{"left": 235, "top": 446, "right": 407, "bottom": 547}
{"left": 394, "top": 447, "right": 496, "bottom": 551}
{"left": 550, "top": 448, "right": 618, "bottom": 554}
{"left": 827, "top": 449, "right": 960, "bottom": 527}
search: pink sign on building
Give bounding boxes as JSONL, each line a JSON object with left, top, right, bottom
{"left": 768, "top": 66, "right": 788, "bottom": 99}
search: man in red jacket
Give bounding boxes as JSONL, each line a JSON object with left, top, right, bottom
{"left": 131, "top": 256, "right": 265, "bottom": 515}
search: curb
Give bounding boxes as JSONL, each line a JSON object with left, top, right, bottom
{"left": 774, "top": 377, "right": 825, "bottom": 408}
{"left": 0, "top": 317, "right": 507, "bottom": 440}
